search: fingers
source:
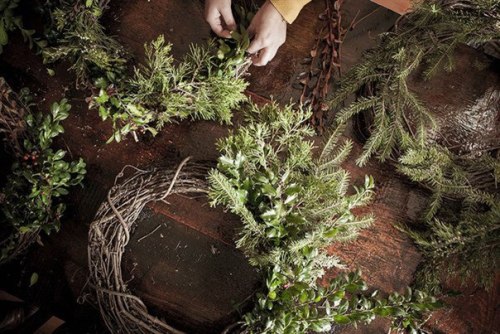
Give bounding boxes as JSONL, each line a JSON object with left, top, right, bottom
{"left": 251, "top": 46, "right": 278, "bottom": 66}
{"left": 205, "top": 8, "right": 231, "bottom": 38}
{"left": 247, "top": 37, "right": 264, "bottom": 55}
{"left": 205, "top": 2, "right": 235, "bottom": 38}
{"left": 220, "top": 6, "right": 236, "bottom": 32}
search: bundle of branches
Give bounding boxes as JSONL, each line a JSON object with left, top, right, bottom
{"left": 0, "top": 0, "right": 38, "bottom": 54}
{"left": 298, "top": 0, "right": 344, "bottom": 133}
{"left": 42, "top": 0, "right": 128, "bottom": 87}
{"left": 328, "top": 0, "right": 499, "bottom": 292}
{"left": 0, "top": 78, "right": 86, "bottom": 264}
{"left": 86, "top": 158, "right": 209, "bottom": 334}
{"left": 91, "top": 33, "right": 250, "bottom": 143}
{"left": 209, "top": 103, "right": 440, "bottom": 333}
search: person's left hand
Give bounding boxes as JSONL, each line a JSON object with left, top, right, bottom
{"left": 247, "top": 1, "right": 287, "bottom": 66}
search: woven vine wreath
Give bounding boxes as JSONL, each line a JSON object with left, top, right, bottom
{"left": 87, "top": 157, "right": 217, "bottom": 334}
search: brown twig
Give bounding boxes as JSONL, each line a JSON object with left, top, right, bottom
{"left": 298, "top": 0, "right": 346, "bottom": 134}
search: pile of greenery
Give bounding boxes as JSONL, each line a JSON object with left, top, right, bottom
{"left": 208, "top": 103, "right": 440, "bottom": 333}
{"left": 329, "top": 0, "right": 499, "bottom": 292}
{"left": 0, "top": 0, "right": 38, "bottom": 54}
{"left": 42, "top": 0, "right": 128, "bottom": 86}
{"left": 91, "top": 32, "right": 251, "bottom": 143}
{"left": 0, "top": 93, "right": 86, "bottom": 263}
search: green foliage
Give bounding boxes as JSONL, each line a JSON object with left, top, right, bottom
{"left": 397, "top": 144, "right": 499, "bottom": 292}
{"left": 401, "top": 202, "right": 499, "bottom": 294}
{"left": 208, "top": 103, "right": 439, "bottom": 332}
{"left": 209, "top": 103, "right": 374, "bottom": 261}
{"left": 1, "top": 98, "right": 86, "bottom": 262}
{"left": 42, "top": 0, "right": 128, "bottom": 86}
{"left": 330, "top": 0, "right": 499, "bottom": 165}
{"left": 92, "top": 34, "right": 249, "bottom": 142}
{"left": 398, "top": 145, "right": 499, "bottom": 220}
{"left": 0, "top": 0, "right": 37, "bottom": 53}
{"left": 244, "top": 271, "right": 441, "bottom": 334}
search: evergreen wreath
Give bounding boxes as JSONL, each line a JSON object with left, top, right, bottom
{"left": 330, "top": 0, "right": 499, "bottom": 166}
{"left": 0, "top": 78, "right": 86, "bottom": 264}
{"left": 328, "top": 0, "right": 499, "bottom": 292}
{"left": 85, "top": 103, "right": 440, "bottom": 334}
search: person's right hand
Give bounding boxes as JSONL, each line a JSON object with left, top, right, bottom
{"left": 247, "top": 1, "right": 287, "bottom": 66}
{"left": 204, "top": 0, "right": 236, "bottom": 39}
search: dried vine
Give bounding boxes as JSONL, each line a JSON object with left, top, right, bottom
{"left": 298, "top": 0, "right": 345, "bottom": 133}
{"left": 86, "top": 158, "right": 211, "bottom": 334}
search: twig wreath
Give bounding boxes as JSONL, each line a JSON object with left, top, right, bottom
{"left": 87, "top": 157, "right": 210, "bottom": 334}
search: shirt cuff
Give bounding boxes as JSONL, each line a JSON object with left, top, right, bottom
{"left": 270, "top": 0, "right": 311, "bottom": 24}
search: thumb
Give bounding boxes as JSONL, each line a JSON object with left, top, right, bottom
{"left": 247, "top": 37, "right": 264, "bottom": 55}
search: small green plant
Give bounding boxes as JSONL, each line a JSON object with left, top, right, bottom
{"left": 209, "top": 102, "right": 439, "bottom": 332}
{"left": 244, "top": 270, "right": 441, "bottom": 334}
{"left": 0, "top": 0, "right": 37, "bottom": 53}
{"left": 1, "top": 97, "right": 86, "bottom": 263}
{"left": 42, "top": 0, "right": 128, "bottom": 86}
{"left": 92, "top": 34, "right": 250, "bottom": 143}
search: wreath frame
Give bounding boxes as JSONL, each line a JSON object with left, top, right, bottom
{"left": 86, "top": 157, "right": 218, "bottom": 334}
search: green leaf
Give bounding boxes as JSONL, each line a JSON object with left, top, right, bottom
{"left": 333, "top": 314, "right": 351, "bottom": 324}
{"left": 29, "top": 272, "right": 38, "bottom": 287}
{"left": 0, "top": 21, "right": 8, "bottom": 46}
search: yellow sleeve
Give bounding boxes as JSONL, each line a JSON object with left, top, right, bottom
{"left": 270, "top": 0, "right": 311, "bottom": 24}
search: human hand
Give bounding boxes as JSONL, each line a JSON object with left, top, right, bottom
{"left": 247, "top": 1, "right": 287, "bottom": 66}
{"left": 205, "top": 0, "right": 236, "bottom": 38}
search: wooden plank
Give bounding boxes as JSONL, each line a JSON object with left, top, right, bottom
{"left": 123, "top": 207, "right": 260, "bottom": 333}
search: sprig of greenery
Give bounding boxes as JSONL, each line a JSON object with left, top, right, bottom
{"left": 208, "top": 103, "right": 439, "bottom": 332}
{"left": 1, "top": 97, "right": 86, "bottom": 262}
{"left": 42, "top": 0, "right": 128, "bottom": 86}
{"left": 209, "top": 102, "right": 374, "bottom": 260}
{"left": 0, "top": 0, "right": 38, "bottom": 54}
{"left": 244, "top": 270, "right": 441, "bottom": 334}
{"left": 92, "top": 33, "right": 250, "bottom": 143}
